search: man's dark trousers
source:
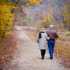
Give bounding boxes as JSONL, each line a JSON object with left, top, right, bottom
{"left": 48, "top": 41, "right": 55, "bottom": 58}
{"left": 41, "top": 50, "right": 46, "bottom": 59}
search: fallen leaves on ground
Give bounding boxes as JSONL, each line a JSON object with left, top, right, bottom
{"left": 0, "top": 30, "right": 17, "bottom": 68}
{"left": 54, "top": 40, "right": 70, "bottom": 68}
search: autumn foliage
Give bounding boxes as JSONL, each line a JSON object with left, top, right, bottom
{"left": 0, "top": 1, "right": 14, "bottom": 39}
{"left": 64, "top": 3, "right": 70, "bottom": 30}
{"left": 28, "top": 0, "right": 42, "bottom": 4}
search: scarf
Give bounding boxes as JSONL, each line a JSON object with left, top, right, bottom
{"left": 39, "top": 32, "right": 45, "bottom": 39}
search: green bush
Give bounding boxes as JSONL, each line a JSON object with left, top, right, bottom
{"left": 37, "top": 27, "right": 41, "bottom": 32}
{"left": 19, "top": 25, "right": 22, "bottom": 26}
{"left": 66, "top": 34, "right": 70, "bottom": 36}
{"left": 60, "top": 35, "right": 63, "bottom": 37}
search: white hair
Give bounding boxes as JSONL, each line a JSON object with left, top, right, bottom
{"left": 41, "top": 28, "right": 45, "bottom": 32}
{"left": 50, "top": 24, "right": 54, "bottom": 28}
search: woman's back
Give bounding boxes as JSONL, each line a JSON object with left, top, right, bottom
{"left": 39, "top": 33, "right": 47, "bottom": 41}
{"left": 36, "top": 28, "right": 50, "bottom": 50}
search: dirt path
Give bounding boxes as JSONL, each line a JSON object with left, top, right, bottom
{"left": 4, "top": 27, "right": 69, "bottom": 70}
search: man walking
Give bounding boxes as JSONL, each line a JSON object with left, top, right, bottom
{"left": 47, "top": 25, "right": 59, "bottom": 59}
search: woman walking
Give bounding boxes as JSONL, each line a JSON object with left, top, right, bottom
{"left": 37, "top": 28, "right": 50, "bottom": 59}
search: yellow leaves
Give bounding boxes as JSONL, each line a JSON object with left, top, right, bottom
{"left": 42, "top": 17, "right": 51, "bottom": 24}
{"left": 40, "top": 17, "right": 53, "bottom": 27}
{"left": 36, "top": 0, "right": 41, "bottom": 4}
{"left": 42, "top": 19, "right": 46, "bottom": 22}
{"left": 15, "top": 0, "right": 18, "bottom": 1}
{"left": 0, "top": 5, "right": 19, "bottom": 10}
{"left": 28, "top": 0, "right": 42, "bottom": 4}
{"left": 11, "top": 6, "right": 19, "bottom": 9}
{"left": 0, "top": 4, "right": 15, "bottom": 38}
{"left": 28, "top": 0, "right": 33, "bottom": 4}
{"left": 47, "top": 17, "right": 51, "bottom": 22}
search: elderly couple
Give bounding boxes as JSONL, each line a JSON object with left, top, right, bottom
{"left": 37, "top": 25, "right": 59, "bottom": 59}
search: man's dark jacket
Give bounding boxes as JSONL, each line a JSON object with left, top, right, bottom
{"left": 47, "top": 29, "right": 59, "bottom": 41}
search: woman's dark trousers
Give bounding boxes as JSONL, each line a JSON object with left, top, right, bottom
{"left": 41, "top": 49, "right": 46, "bottom": 59}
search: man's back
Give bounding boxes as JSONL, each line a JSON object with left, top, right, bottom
{"left": 47, "top": 29, "right": 59, "bottom": 41}
{"left": 47, "top": 24, "right": 59, "bottom": 59}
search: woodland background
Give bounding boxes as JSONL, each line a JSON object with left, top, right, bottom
{"left": 0, "top": 0, "right": 70, "bottom": 69}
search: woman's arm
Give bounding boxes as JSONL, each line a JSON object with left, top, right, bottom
{"left": 36, "top": 33, "right": 39, "bottom": 43}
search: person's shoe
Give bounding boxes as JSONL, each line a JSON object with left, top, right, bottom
{"left": 50, "top": 57, "right": 53, "bottom": 59}
{"left": 41, "top": 57, "right": 44, "bottom": 59}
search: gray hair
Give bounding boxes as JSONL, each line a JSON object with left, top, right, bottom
{"left": 50, "top": 24, "right": 54, "bottom": 28}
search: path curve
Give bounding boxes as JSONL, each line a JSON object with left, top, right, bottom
{"left": 4, "top": 27, "right": 69, "bottom": 70}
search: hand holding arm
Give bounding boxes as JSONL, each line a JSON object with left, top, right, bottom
{"left": 46, "top": 34, "right": 50, "bottom": 40}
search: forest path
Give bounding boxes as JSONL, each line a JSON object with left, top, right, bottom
{"left": 4, "top": 27, "right": 68, "bottom": 70}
